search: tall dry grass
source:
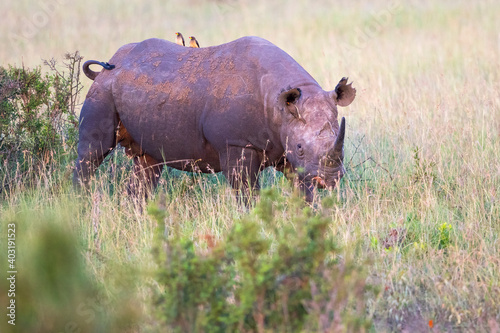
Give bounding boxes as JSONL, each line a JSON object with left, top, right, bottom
{"left": 1, "top": 0, "right": 500, "bottom": 331}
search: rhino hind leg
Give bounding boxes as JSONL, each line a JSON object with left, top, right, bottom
{"left": 115, "top": 121, "right": 164, "bottom": 198}
{"left": 127, "top": 154, "right": 164, "bottom": 199}
{"left": 73, "top": 98, "right": 118, "bottom": 188}
{"left": 220, "top": 147, "right": 262, "bottom": 204}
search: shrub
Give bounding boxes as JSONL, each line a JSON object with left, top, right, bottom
{"left": 0, "top": 52, "right": 82, "bottom": 193}
{"left": 149, "top": 189, "right": 377, "bottom": 332}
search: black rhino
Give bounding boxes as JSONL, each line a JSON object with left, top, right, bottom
{"left": 75, "top": 36, "right": 356, "bottom": 201}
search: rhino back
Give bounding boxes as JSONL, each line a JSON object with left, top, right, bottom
{"left": 106, "top": 37, "right": 319, "bottom": 164}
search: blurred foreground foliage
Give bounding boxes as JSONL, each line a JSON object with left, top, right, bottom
{"left": 149, "top": 188, "right": 378, "bottom": 332}
{"left": 0, "top": 206, "right": 141, "bottom": 333}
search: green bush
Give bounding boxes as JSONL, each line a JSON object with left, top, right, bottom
{"left": 0, "top": 52, "right": 82, "bottom": 192}
{"left": 149, "top": 189, "right": 377, "bottom": 332}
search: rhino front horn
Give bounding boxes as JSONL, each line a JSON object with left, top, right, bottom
{"left": 330, "top": 117, "right": 345, "bottom": 158}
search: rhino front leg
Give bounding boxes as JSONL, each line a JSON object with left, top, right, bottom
{"left": 73, "top": 98, "right": 118, "bottom": 188}
{"left": 220, "top": 147, "right": 262, "bottom": 203}
{"left": 127, "top": 154, "right": 164, "bottom": 199}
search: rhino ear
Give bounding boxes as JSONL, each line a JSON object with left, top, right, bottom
{"left": 331, "top": 77, "right": 356, "bottom": 107}
{"left": 278, "top": 87, "right": 303, "bottom": 119}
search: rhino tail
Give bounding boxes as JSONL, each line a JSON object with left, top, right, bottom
{"left": 83, "top": 60, "right": 116, "bottom": 80}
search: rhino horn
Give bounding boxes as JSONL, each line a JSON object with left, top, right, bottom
{"left": 329, "top": 117, "right": 345, "bottom": 160}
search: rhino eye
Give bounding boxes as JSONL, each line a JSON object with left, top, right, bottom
{"left": 296, "top": 143, "right": 304, "bottom": 157}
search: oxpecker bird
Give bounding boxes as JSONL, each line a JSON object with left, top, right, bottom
{"left": 175, "top": 32, "right": 185, "bottom": 46}
{"left": 189, "top": 36, "right": 200, "bottom": 48}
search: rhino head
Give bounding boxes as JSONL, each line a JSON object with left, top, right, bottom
{"left": 278, "top": 78, "right": 356, "bottom": 202}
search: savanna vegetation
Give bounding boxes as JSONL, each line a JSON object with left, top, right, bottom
{"left": 1, "top": 0, "right": 499, "bottom": 332}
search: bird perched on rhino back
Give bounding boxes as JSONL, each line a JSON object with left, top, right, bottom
{"left": 175, "top": 32, "right": 185, "bottom": 46}
{"left": 189, "top": 36, "right": 199, "bottom": 48}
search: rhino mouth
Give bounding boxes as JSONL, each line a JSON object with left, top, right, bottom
{"left": 311, "top": 175, "right": 327, "bottom": 189}
{"left": 300, "top": 174, "right": 328, "bottom": 192}
{"left": 305, "top": 172, "right": 343, "bottom": 190}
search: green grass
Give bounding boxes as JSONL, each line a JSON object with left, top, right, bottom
{"left": 1, "top": 0, "right": 500, "bottom": 331}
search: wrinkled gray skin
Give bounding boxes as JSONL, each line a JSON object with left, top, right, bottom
{"left": 75, "top": 36, "right": 356, "bottom": 202}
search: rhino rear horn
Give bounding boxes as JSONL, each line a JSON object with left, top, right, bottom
{"left": 331, "top": 77, "right": 356, "bottom": 107}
